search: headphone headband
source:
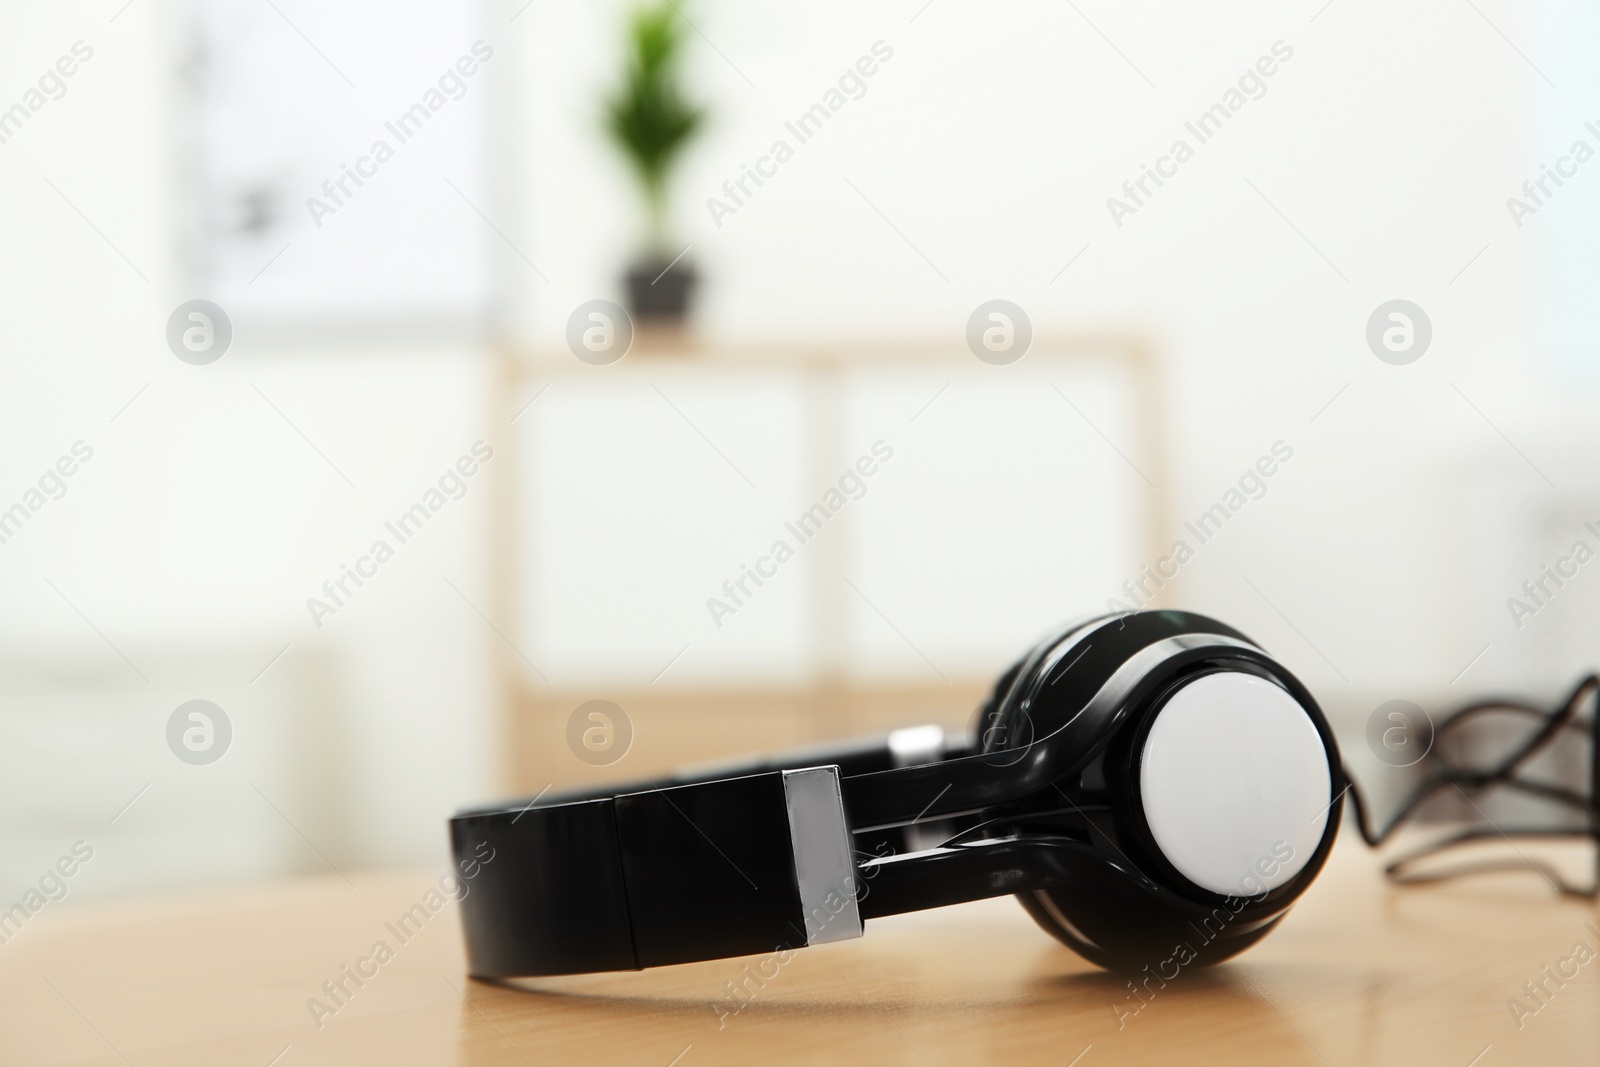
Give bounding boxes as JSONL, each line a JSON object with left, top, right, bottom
{"left": 451, "top": 733, "right": 930, "bottom": 977}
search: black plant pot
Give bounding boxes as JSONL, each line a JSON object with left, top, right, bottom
{"left": 624, "top": 255, "right": 698, "bottom": 323}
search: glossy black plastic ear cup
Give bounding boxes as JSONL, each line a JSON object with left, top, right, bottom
{"left": 975, "top": 611, "right": 1345, "bottom": 971}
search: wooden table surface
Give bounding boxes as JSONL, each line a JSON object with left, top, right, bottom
{"left": 5, "top": 834, "right": 1596, "bottom": 1066}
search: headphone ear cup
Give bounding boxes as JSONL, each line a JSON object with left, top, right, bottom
{"left": 971, "top": 655, "right": 1025, "bottom": 749}
{"left": 976, "top": 614, "right": 1114, "bottom": 757}
{"left": 997, "top": 613, "right": 1341, "bottom": 973}
{"left": 1019, "top": 879, "right": 1282, "bottom": 972}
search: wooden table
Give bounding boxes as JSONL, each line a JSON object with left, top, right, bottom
{"left": 6, "top": 834, "right": 1596, "bottom": 1066}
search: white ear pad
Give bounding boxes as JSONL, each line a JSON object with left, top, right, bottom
{"left": 1138, "top": 671, "right": 1332, "bottom": 896}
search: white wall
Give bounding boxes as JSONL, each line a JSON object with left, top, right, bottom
{"left": 2, "top": 0, "right": 1594, "bottom": 901}
{"left": 512, "top": 0, "right": 1593, "bottom": 706}
{"left": 0, "top": 2, "right": 497, "bottom": 899}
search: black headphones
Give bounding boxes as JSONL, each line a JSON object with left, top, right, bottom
{"left": 450, "top": 609, "right": 1345, "bottom": 976}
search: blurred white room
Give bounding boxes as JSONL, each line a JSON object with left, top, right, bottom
{"left": 2, "top": 0, "right": 1597, "bottom": 908}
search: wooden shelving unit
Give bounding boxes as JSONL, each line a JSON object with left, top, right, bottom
{"left": 485, "top": 332, "right": 1165, "bottom": 795}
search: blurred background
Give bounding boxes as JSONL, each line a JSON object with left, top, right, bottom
{"left": 2, "top": 0, "right": 1596, "bottom": 903}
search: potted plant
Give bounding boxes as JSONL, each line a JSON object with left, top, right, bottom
{"left": 605, "top": 1, "right": 706, "bottom": 324}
